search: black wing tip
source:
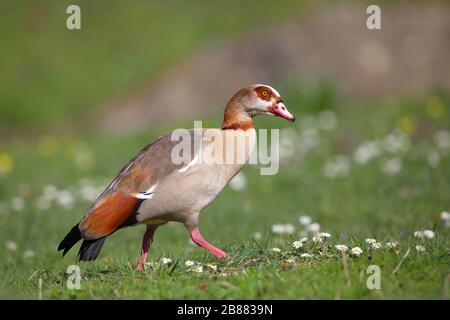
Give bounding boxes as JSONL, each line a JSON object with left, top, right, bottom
{"left": 78, "top": 238, "right": 106, "bottom": 261}
{"left": 58, "top": 224, "right": 82, "bottom": 257}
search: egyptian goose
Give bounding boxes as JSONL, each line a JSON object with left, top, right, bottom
{"left": 58, "top": 84, "right": 295, "bottom": 269}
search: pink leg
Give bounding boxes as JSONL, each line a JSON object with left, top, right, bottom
{"left": 136, "top": 225, "right": 158, "bottom": 270}
{"left": 189, "top": 227, "right": 229, "bottom": 259}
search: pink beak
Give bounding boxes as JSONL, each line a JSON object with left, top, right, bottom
{"left": 271, "top": 102, "right": 296, "bottom": 122}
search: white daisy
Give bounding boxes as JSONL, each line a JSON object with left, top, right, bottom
{"left": 300, "top": 253, "right": 313, "bottom": 258}
{"left": 353, "top": 141, "right": 381, "bottom": 165}
{"left": 271, "top": 223, "right": 295, "bottom": 234}
{"left": 312, "top": 232, "right": 331, "bottom": 243}
{"left": 335, "top": 244, "right": 349, "bottom": 252}
{"left": 286, "top": 258, "right": 295, "bottom": 264}
{"left": 441, "top": 211, "right": 450, "bottom": 221}
{"left": 271, "top": 247, "right": 281, "bottom": 253}
{"left": 253, "top": 232, "right": 262, "bottom": 240}
{"left": 365, "top": 238, "right": 377, "bottom": 244}
{"left": 184, "top": 260, "right": 195, "bottom": 267}
{"left": 381, "top": 158, "right": 402, "bottom": 175}
{"left": 383, "top": 131, "right": 410, "bottom": 153}
{"left": 193, "top": 265, "right": 203, "bottom": 273}
{"left": 80, "top": 184, "right": 100, "bottom": 202}
{"left": 385, "top": 242, "right": 398, "bottom": 249}
{"left": 299, "top": 237, "right": 308, "bottom": 243}
{"left": 43, "top": 184, "right": 58, "bottom": 200}
{"left": 427, "top": 151, "right": 440, "bottom": 168}
{"left": 351, "top": 247, "right": 363, "bottom": 256}
{"left": 416, "top": 245, "right": 425, "bottom": 252}
{"left": 6, "top": 241, "right": 18, "bottom": 251}
{"left": 160, "top": 257, "right": 172, "bottom": 264}
{"left": 312, "top": 234, "right": 323, "bottom": 243}
{"left": 292, "top": 241, "right": 303, "bottom": 249}
{"left": 441, "top": 211, "right": 450, "bottom": 228}
{"left": 306, "top": 223, "right": 321, "bottom": 232}
{"left": 434, "top": 130, "right": 450, "bottom": 149}
{"left": 24, "top": 250, "right": 35, "bottom": 258}
{"left": 414, "top": 231, "right": 423, "bottom": 238}
{"left": 207, "top": 264, "right": 217, "bottom": 271}
{"left": 323, "top": 155, "right": 351, "bottom": 178}
{"left": 11, "top": 197, "right": 25, "bottom": 211}
{"left": 414, "top": 230, "right": 435, "bottom": 239}
{"left": 371, "top": 242, "right": 382, "bottom": 249}
{"left": 298, "top": 215, "right": 312, "bottom": 225}
{"left": 423, "top": 230, "right": 435, "bottom": 239}
{"left": 318, "top": 110, "right": 338, "bottom": 130}
{"left": 56, "top": 190, "right": 74, "bottom": 209}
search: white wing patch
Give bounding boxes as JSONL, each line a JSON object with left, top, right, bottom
{"left": 178, "top": 153, "right": 199, "bottom": 173}
{"left": 134, "top": 183, "right": 159, "bottom": 200}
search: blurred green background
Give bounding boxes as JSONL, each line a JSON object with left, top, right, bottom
{"left": 1, "top": 0, "right": 449, "bottom": 299}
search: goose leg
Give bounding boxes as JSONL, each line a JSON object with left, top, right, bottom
{"left": 136, "top": 225, "right": 158, "bottom": 270}
{"left": 189, "top": 227, "right": 229, "bottom": 259}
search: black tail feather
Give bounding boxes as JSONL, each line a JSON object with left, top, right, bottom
{"left": 78, "top": 238, "right": 106, "bottom": 261}
{"left": 58, "top": 224, "right": 106, "bottom": 261}
{"left": 58, "top": 224, "right": 82, "bottom": 256}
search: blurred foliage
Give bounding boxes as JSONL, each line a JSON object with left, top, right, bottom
{"left": 0, "top": 0, "right": 311, "bottom": 131}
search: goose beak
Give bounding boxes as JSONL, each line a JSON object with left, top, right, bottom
{"left": 271, "top": 102, "right": 296, "bottom": 122}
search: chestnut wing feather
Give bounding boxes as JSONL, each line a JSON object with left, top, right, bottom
{"left": 78, "top": 131, "right": 200, "bottom": 239}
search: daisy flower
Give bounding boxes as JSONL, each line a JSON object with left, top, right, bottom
{"left": 56, "top": 190, "right": 74, "bottom": 209}
{"left": 312, "top": 232, "right": 331, "bottom": 243}
{"left": 253, "top": 232, "right": 262, "bottom": 240}
{"left": 414, "top": 230, "right": 435, "bottom": 239}
{"left": 271, "top": 247, "right": 281, "bottom": 253}
{"left": 351, "top": 247, "right": 363, "bottom": 256}
{"left": 385, "top": 242, "right": 398, "bottom": 249}
{"left": 306, "top": 223, "right": 321, "bottom": 232}
{"left": 423, "top": 230, "right": 435, "bottom": 239}
{"left": 441, "top": 211, "right": 450, "bottom": 221}
{"left": 441, "top": 211, "right": 450, "bottom": 227}
{"left": 298, "top": 215, "right": 312, "bottom": 225}
{"left": 11, "top": 197, "right": 25, "bottom": 212}
{"left": 286, "top": 259, "right": 295, "bottom": 264}
{"left": 160, "top": 257, "right": 173, "bottom": 264}
{"left": 365, "top": 238, "right": 377, "bottom": 245}
{"left": 6, "top": 241, "right": 18, "bottom": 251}
{"left": 371, "top": 242, "right": 382, "bottom": 250}
{"left": 292, "top": 241, "right": 303, "bottom": 249}
{"left": 184, "top": 260, "right": 195, "bottom": 267}
{"left": 353, "top": 141, "right": 381, "bottom": 165}
{"left": 381, "top": 158, "right": 402, "bottom": 175}
{"left": 416, "top": 245, "right": 425, "bottom": 252}
{"left": 323, "top": 155, "right": 351, "bottom": 178}
{"left": 312, "top": 234, "right": 323, "bottom": 243}
{"left": 207, "top": 264, "right": 217, "bottom": 271}
{"left": 23, "top": 250, "right": 34, "bottom": 258}
{"left": 414, "top": 231, "right": 423, "bottom": 238}
{"left": 335, "top": 244, "right": 349, "bottom": 252}
{"left": 271, "top": 224, "right": 295, "bottom": 234}
{"left": 193, "top": 265, "right": 204, "bottom": 273}
{"left": 300, "top": 253, "right": 313, "bottom": 258}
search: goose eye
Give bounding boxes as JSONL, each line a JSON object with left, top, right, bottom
{"left": 262, "top": 91, "right": 268, "bottom": 96}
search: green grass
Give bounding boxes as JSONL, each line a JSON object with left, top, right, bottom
{"left": 1, "top": 88, "right": 449, "bottom": 299}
